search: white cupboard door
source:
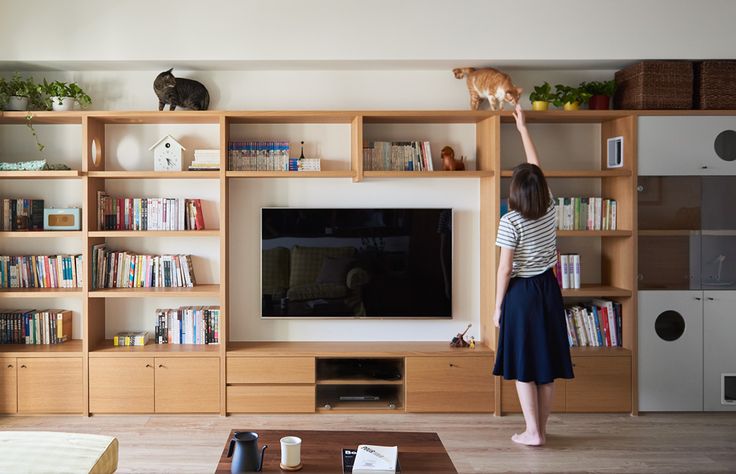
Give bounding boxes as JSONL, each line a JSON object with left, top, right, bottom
{"left": 703, "top": 291, "right": 736, "bottom": 411}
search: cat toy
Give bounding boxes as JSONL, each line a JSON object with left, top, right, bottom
{"left": 450, "top": 323, "right": 472, "bottom": 348}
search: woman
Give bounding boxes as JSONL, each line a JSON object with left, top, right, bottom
{"left": 493, "top": 104, "right": 575, "bottom": 446}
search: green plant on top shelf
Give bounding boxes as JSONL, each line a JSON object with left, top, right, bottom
{"left": 579, "top": 80, "right": 616, "bottom": 97}
{"left": 1, "top": 73, "right": 41, "bottom": 110}
{"left": 553, "top": 84, "right": 592, "bottom": 111}
{"left": 40, "top": 80, "right": 92, "bottom": 111}
{"left": 529, "top": 82, "right": 555, "bottom": 111}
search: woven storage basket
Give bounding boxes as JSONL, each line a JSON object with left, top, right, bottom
{"left": 614, "top": 61, "right": 693, "bottom": 109}
{"left": 695, "top": 60, "right": 736, "bottom": 109}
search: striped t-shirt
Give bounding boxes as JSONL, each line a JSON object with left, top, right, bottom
{"left": 495, "top": 197, "right": 557, "bottom": 278}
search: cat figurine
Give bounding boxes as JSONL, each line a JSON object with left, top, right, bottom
{"left": 153, "top": 68, "right": 210, "bottom": 111}
{"left": 453, "top": 67, "right": 522, "bottom": 111}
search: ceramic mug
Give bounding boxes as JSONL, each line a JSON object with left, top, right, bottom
{"left": 280, "top": 436, "right": 302, "bottom": 468}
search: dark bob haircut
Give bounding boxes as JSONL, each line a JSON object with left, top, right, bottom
{"left": 509, "top": 163, "right": 550, "bottom": 220}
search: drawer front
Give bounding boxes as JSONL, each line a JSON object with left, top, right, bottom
{"left": 17, "top": 357, "right": 83, "bottom": 414}
{"left": 405, "top": 356, "right": 493, "bottom": 412}
{"left": 501, "top": 379, "right": 566, "bottom": 413}
{"left": 90, "top": 358, "right": 154, "bottom": 413}
{"left": 227, "top": 357, "right": 315, "bottom": 384}
{"left": 566, "top": 356, "right": 632, "bottom": 412}
{"left": 0, "top": 358, "right": 17, "bottom": 414}
{"left": 155, "top": 357, "right": 220, "bottom": 413}
{"left": 228, "top": 385, "right": 315, "bottom": 413}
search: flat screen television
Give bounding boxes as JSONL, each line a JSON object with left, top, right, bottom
{"left": 261, "top": 208, "right": 452, "bottom": 318}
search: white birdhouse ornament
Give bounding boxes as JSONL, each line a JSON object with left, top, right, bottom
{"left": 149, "top": 135, "right": 185, "bottom": 171}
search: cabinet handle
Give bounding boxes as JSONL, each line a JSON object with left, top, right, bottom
{"left": 158, "top": 364, "right": 164, "bottom": 368}
{"left": 20, "top": 365, "right": 27, "bottom": 369}
{"left": 7, "top": 364, "right": 13, "bottom": 368}
{"left": 694, "top": 297, "right": 702, "bottom": 301}
{"left": 701, "top": 165, "right": 708, "bottom": 169}
{"left": 572, "top": 363, "right": 576, "bottom": 368}
{"left": 707, "top": 297, "right": 715, "bottom": 301}
{"left": 449, "top": 363, "right": 457, "bottom": 368}
{"left": 145, "top": 364, "right": 152, "bottom": 368}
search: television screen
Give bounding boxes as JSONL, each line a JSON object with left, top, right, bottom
{"left": 261, "top": 208, "right": 452, "bottom": 318}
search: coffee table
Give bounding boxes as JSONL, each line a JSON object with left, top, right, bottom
{"left": 215, "top": 430, "right": 457, "bottom": 473}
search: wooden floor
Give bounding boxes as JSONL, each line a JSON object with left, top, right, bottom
{"left": 1, "top": 413, "right": 735, "bottom": 473}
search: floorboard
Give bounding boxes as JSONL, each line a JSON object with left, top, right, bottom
{"left": 1, "top": 413, "right": 735, "bottom": 473}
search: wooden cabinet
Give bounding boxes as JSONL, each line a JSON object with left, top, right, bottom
{"left": 228, "top": 385, "right": 315, "bottom": 413}
{"left": 89, "top": 358, "right": 155, "bottom": 413}
{"left": 566, "top": 356, "right": 631, "bottom": 412}
{"left": 155, "top": 357, "right": 220, "bottom": 413}
{"left": 405, "top": 356, "right": 493, "bottom": 412}
{"left": 501, "top": 379, "right": 566, "bottom": 413}
{"left": 0, "top": 358, "right": 17, "bottom": 414}
{"left": 227, "top": 357, "right": 315, "bottom": 384}
{"left": 17, "top": 358, "right": 82, "bottom": 414}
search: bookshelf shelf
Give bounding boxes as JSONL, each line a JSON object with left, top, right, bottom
{"left": 500, "top": 169, "right": 631, "bottom": 178}
{"left": 557, "top": 230, "right": 632, "bottom": 237}
{"left": 89, "top": 340, "right": 220, "bottom": 357}
{"left": 0, "top": 170, "right": 82, "bottom": 179}
{"left": 226, "top": 170, "right": 354, "bottom": 179}
{"left": 560, "top": 285, "right": 631, "bottom": 298}
{"left": 0, "top": 288, "right": 83, "bottom": 298}
{"left": 88, "top": 284, "right": 220, "bottom": 298}
{"left": 87, "top": 171, "right": 220, "bottom": 179}
{"left": 0, "top": 231, "right": 83, "bottom": 238}
{"left": 0, "top": 339, "right": 83, "bottom": 357}
{"left": 0, "top": 111, "right": 84, "bottom": 124}
{"left": 499, "top": 110, "right": 632, "bottom": 124}
{"left": 88, "top": 230, "right": 220, "bottom": 238}
{"left": 570, "top": 346, "right": 632, "bottom": 357}
{"left": 363, "top": 170, "right": 493, "bottom": 178}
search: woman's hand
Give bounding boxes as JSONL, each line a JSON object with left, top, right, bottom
{"left": 512, "top": 103, "right": 527, "bottom": 132}
{"left": 493, "top": 307, "right": 502, "bottom": 328}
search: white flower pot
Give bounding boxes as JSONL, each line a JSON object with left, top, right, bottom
{"left": 51, "top": 96, "right": 75, "bottom": 111}
{"left": 6, "top": 96, "right": 29, "bottom": 111}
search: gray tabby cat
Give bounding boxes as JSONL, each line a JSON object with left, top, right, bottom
{"left": 153, "top": 68, "right": 210, "bottom": 111}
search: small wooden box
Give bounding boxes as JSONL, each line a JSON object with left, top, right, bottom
{"left": 43, "top": 208, "right": 81, "bottom": 230}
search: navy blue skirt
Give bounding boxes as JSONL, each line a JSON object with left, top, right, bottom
{"left": 492, "top": 268, "right": 574, "bottom": 384}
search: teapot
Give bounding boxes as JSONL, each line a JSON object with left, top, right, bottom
{"left": 227, "top": 431, "right": 268, "bottom": 473}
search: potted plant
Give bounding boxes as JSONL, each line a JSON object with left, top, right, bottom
{"left": 553, "top": 84, "right": 592, "bottom": 111}
{"left": 2, "top": 73, "right": 37, "bottom": 110}
{"left": 529, "top": 82, "right": 555, "bottom": 111}
{"left": 580, "top": 80, "right": 616, "bottom": 110}
{"left": 41, "top": 80, "right": 92, "bottom": 111}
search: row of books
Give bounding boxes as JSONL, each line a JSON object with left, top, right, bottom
{"left": 2, "top": 199, "right": 44, "bottom": 231}
{"left": 363, "top": 141, "right": 434, "bottom": 171}
{"left": 564, "top": 300, "right": 622, "bottom": 347}
{"left": 91, "top": 245, "right": 196, "bottom": 289}
{"left": 0, "top": 309, "right": 72, "bottom": 345}
{"left": 0, "top": 255, "right": 83, "bottom": 288}
{"left": 228, "top": 141, "right": 291, "bottom": 171}
{"left": 556, "top": 197, "right": 617, "bottom": 231}
{"left": 189, "top": 149, "right": 220, "bottom": 171}
{"left": 97, "top": 192, "right": 205, "bottom": 231}
{"left": 554, "top": 253, "right": 581, "bottom": 289}
{"left": 155, "top": 306, "right": 220, "bottom": 345}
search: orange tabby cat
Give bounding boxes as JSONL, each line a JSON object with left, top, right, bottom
{"left": 453, "top": 67, "right": 522, "bottom": 111}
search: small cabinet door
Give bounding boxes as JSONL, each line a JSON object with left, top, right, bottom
{"left": 17, "top": 358, "right": 82, "bottom": 414}
{"left": 639, "top": 117, "right": 736, "bottom": 175}
{"left": 501, "top": 379, "right": 566, "bottom": 413}
{"left": 155, "top": 357, "right": 219, "bottom": 413}
{"left": 90, "top": 358, "right": 154, "bottom": 413}
{"left": 405, "top": 356, "right": 493, "bottom": 412}
{"left": 566, "top": 356, "right": 631, "bottom": 412}
{"left": 0, "top": 358, "right": 17, "bottom": 413}
{"left": 703, "top": 291, "right": 736, "bottom": 411}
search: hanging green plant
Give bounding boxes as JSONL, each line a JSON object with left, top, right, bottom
{"left": 25, "top": 113, "right": 45, "bottom": 152}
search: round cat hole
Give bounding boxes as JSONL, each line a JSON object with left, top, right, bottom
{"left": 714, "top": 130, "right": 736, "bottom": 162}
{"left": 91, "top": 139, "right": 101, "bottom": 166}
{"left": 654, "top": 310, "right": 686, "bottom": 341}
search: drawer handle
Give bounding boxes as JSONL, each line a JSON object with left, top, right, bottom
{"left": 694, "top": 297, "right": 702, "bottom": 301}
{"left": 158, "top": 364, "right": 165, "bottom": 368}
{"left": 145, "top": 364, "right": 152, "bottom": 368}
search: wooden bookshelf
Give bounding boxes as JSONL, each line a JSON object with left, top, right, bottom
{"left": 0, "top": 288, "right": 83, "bottom": 298}
{"left": 363, "top": 170, "right": 493, "bottom": 178}
{"left": 88, "top": 284, "right": 220, "bottom": 298}
{"left": 0, "top": 231, "right": 83, "bottom": 238}
{"left": 0, "top": 170, "right": 82, "bottom": 179}
{"left": 0, "top": 339, "right": 83, "bottom": 357}
{"left": 88, "top": 230, "right": 220, "bottom": 238}
{"left": 87, "top": 171, "right": 220, "bottom": 179}
{"left": 226, "top": 170, "right": 354, "bottom": 178}
{"left": 89, "top": 340, "right": 220, "bottom": 356}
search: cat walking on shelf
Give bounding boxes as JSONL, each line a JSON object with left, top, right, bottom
{"left": 453, "top": 67, "right": 522, "bottom": 111}
{"left": 153, "top": 68, "right": 210, "bottom": 111}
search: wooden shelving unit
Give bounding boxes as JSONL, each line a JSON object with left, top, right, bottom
{"left": 88, "top": 284, "right": 220, "bottom": 298}
{"left": 0, "top": 339, "right": 83, "bottom": 357}
{"left": 88, "top": 230, "right": 220, "bottom": 238}
{"left": 0, "top": 288, "right": 83, "bottom": 298}
{"left": 0, "top": 231, "right": 83, "bottom": 238}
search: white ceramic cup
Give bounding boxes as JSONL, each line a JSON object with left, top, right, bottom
{"left": 280, "top": 436, "right": 302, "bottom": 467}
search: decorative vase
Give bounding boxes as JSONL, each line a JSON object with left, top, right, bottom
{"left": 51, "top": 97, "right": 75, "bottom": 111}
{"left": 6, "top": 96, "right": 28, "bottom": 111}
{"left": 532, "top": 101, "right": 549, "bottom": 111}
{"left": 563, "top": 101, "right": 580, "bottom": 111}
{"left": 588, "top": 95, "right": 611, "bottom": 110}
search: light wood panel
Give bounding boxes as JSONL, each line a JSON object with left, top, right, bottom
{"left": 363, "top": 170, "right": 493, "bottom": 178}
{"left": 405, "top": 356, "right": 493, "bottom": 412}
{"left": 0, "top": 231, "right": 82, "bottom": 238}
{"left": 89, "top": 358, "right": 154, "bottom": 413}
{"left": 0, "top": 339, "right": 83, "bottom": 357}
{"left": 227, "top": 357, "right": 315, "bottom": 384}
{"left": 227, "top": 385, "right": 316, "bottom": 413}
{"left": 219, "top": 114, "right": 229, "bottom": 416}
{"left": 0, "top": 171, "right": 81, "bottom": 179}
{"left": 501, "top": 379, "right": 566, "bottom": 413}
{"left": 500, "top": 169, "right": 632, "bottom": 178}
{"left": 88, "top": 230, "right": 220, "bottom": 238}
{"left": 351, "top": 114, "right": 363, "bottom": 182}
{"left": 0, "top": 358, "right": 17, "bottom": 413}
{"left": 227, "top": 341, "right": 493, "bottom": 357}
{"left": 0, "top": 288, "right": 83, "bottom": 298}
{"left": 87, "top": 171, "right": 220, "bottom": 179}
{"left": 566, "top": 356, "right": 632, "bottom": 412}
{"left": 88, "top": 284, "right": 220, "bottom": 298}
{"left": 16, "top": 358, "right": 83, "bottom": 413}
{"left": 226, "top": 170, "right": 354, "bottom": 178}
{"left": 154, "top": 357, "right": 220, "bottom": 413}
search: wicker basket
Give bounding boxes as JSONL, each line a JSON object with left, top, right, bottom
{"left": 614, "top": 61, "right": 693, "bottom": 109}
{"left": 695, "top": 60, "right": 736, "bottom": 109}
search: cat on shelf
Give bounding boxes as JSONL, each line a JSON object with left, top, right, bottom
{"left": 453, "top": 67, "right": 522, "bottom": 111}
{"left": 153, "top": 68, "right": 210, "bottom": 111}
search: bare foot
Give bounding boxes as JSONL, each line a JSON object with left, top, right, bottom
{"left": 512, "top": 431, "right": 545, "bottom": 446}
